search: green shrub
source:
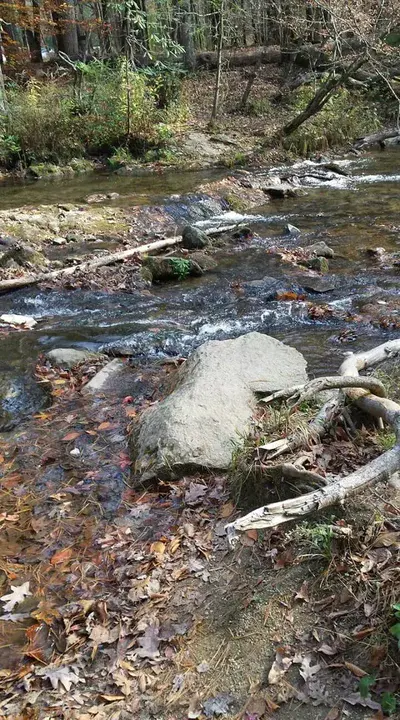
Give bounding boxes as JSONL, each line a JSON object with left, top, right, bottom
{"left": 0, "top": 60, "right": 185, "bottom": 168}
{"left": 283, "top": 85, "right": 381, "bottom": 155}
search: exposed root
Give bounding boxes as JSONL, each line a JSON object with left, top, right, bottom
{"left": 227, "top": 339, "right": 400, "bottom": 545}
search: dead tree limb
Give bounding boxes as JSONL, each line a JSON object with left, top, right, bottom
{"left": 283, "top": 56, "right": 367, "bottom": 136}
{"left": 353, "top": 127, "right": 400, "bottom": 150}
{"left": 0, "top": 236, "right": 184, "bottom": 293}
{"left": 226, "top": 339, "right": 400, "bottom": 544}
{"left": 0, "top": 221, "right": 242, "bottom": 294}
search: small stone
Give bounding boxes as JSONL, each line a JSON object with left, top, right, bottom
{"left": 47, "top": 348, "right": 93, "bottom": 368}
{"left": 107, "top": 192, "right": 120, "bottom": 200}
{"left": 181, "top": 225, "right": 209, "bottom": 250}
{"left": 307, "top": 241, "right": 334, "bottom": 258}
{"left": 51, "top": 236, "right": 67, "bottom": 245}
{"left": 70, "top": 448, "right": 81, "bottom": 457}
{"left": 285, "top": 223, "right": 301, "bottom": 236}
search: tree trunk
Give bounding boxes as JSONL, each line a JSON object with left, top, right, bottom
{"left": 25, "top": 0, "right": 42, "bottom": 62}
{"left": 210, "top": 0, "right": 224, "bottom": 122}
{"left": 53, "top": 0, "right": 79, "bottom": 59}
{"left": 0, "top": 62, "right": 8, "bottom": 115}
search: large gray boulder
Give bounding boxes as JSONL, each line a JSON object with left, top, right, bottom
{"left": 133, "top": 332, "right": 307, "bottom": 480}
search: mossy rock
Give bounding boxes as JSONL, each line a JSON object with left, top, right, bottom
{"left": 303, "top": 256, "right": 329, "bottom": 273}
{"left": 68, "top": 158, "right": 95, "bottom": 174}
{"left": 142, "top": 255, "right": 202, "bottom": 283}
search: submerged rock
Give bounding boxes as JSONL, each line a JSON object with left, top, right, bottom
{"left": 83, "top": 359, "right": 135, "bottom": 396}
{"left": 0, "top": 373, "right": 50, "bottom": 431}
{"left": 133, "top": 332, "right": 307, "bottom": 480}
{"left": 47, "top": 348, "right": 93, "bottom": 368}
{"left": 181, "top": 225, "right": 209, "bottom": 250}
{"left": 242, "top": 276, "right": 286, "bottom": 300}
{"left": 295, "top": 273, "right": 337, "bottom": 293}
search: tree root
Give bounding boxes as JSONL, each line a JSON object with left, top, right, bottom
{"left": 226, "top": 339, "right": 400, "bottom": 545}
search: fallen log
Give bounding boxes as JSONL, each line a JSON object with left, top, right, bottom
{"left": 0, "top": 236, "right": 183, "bottom": 293}
{"left": 226, "top": 339, "right": 400, "bottom": 544}
{"left": 0, "top": 220, "right": 245, "bottom": 294}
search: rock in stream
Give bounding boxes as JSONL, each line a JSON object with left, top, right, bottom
{"left": 133, "top": 332, "right": 307, "bottom": 480}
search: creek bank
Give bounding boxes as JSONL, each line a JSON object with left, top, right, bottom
{"left": 133, "top": 332, "right": 307, "bottom": 481}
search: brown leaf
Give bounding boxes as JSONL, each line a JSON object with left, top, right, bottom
{"left": 97, "top": 421, "right": 114, "bottom": 431}
{"left": 369, "top": 644, "right": 387, "bottom": 668}
{"left": 220, "top": 502, "right": 234, "bottom": 519}
{"left": 317, "top": 644, "right": 338, "bottom": 656}
{"left": 246, "top": 529, "right": 258, "bottom": 541}
{"left": 294, "top": 580, "right": 309, "bottom": 603}
{"left": 372, "top": 531, "right": 400, "bottom": 548}
{"left": 275, "top": 549, "right": 294, "bottom": 568}
{"left": 150, "top": 541, "right": 166, "bottom": 555}
{"left": 62, "top": 431, "right": 80, "bottom": 442}
{"left": 50, "top": 547, "right": 73, "bottom": 566}
{"left": 100, "top": 695, "right": 125, "bottom": 703}
{"left": 245, "top": 696, "right": 267, "bottom": 717}
{"left": 344, "top": 661, "right": 367, "bottom": 678}
{"left": 323, "top": 709, "right": 341, "bottom": 720}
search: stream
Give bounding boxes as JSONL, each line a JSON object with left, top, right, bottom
{"left": 1, "top": 150, "right": 400, "bottom": 381}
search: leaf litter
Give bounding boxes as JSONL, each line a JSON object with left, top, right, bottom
{"left": 0, "top": 354, "right": 398, "bottom": 718}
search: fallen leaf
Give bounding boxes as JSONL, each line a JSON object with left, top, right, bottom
{"left": 90, "top": 625, "right": 120, "bottom": 645}
{"left": 295, "top": 580, "right": 309, "bottom": 602}
{"left": 317, "top": 644, "right": 338, "bottom": 656}
{"left": 323, "top": 709, "right": 341, "bottom": 720}
{"left": 62, "top": 431, "right": 80, "bottom": 442}
{"left": 268, "top": 648, "right": 293, "bottom": 684}
{"left": 343, "top": 692, "right": 381, "bottom": 710}
{"left": 36, "top": 665, "right": 83, "bottom": 691}
{"left": 1, "top": 581, "right": 32, "bottom": 612}
{"left": 220, "top": 502, "right": 234, "bottom": 519}
{"left": 50, "top": 547, "right": 73, "bottom": 565}
{"left": 299, "top": 654, "right": 321, "bottom": 681}
{"left": 100, "top": 695, "right": 125, "bottom": 703}
{"left": 246, "top": 529, "right": 258, "bottom": 542}
{"left": 203, "top": 693, "right": 234, "bottom": 717}
{"left": 369, "top": 644, "right": 387, "bottom": 668}
{"left": 136, "top": 624, "right": 160, "bottom": 659}
{"left": 344, "top": 661, "right": 367, "bottom": 678}
{"left": 97, "top": 421, "right": 113, "bottom": 431}
{"left": 372, "top": 532, "right": 400, "bottom": 548}
{"left": 245, "top": 696, "right": 266, "bottom": 717}
{"left": 150, "top": 541, "right": 166, "bottom": 555}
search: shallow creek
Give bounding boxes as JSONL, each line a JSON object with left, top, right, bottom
{"left": 0, "top": 150, "right": 400, "bottom": 378}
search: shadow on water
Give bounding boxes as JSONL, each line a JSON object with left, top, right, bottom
{"left": 1, "top": 149, "right": 400, "bottom": 376}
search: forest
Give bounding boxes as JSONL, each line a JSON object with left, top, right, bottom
{"left": 0, "top": 0, "right": 399, "bottom": 171}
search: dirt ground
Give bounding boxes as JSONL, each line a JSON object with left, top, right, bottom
{"left": 0, "top": 348, "right": 399, "bottom": 720}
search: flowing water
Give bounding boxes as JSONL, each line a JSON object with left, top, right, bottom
{"left": 1, "top": 150, "right": 400, "bottom": 380}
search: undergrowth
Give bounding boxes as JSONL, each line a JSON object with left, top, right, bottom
{"left": 283, "top": 85, "right": 382, "bottom": 155}
{"left": 0, "top": 61, "right": 187, "bottom": 168}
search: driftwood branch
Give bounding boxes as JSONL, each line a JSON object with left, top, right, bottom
{"left": 0, "top": 221, "right": 241, "bottom": 294}
{"left": 260, "top": 374, "right": 386, "bottom": 406}
{"left": 226, "top": 339, "right": 400, "bottom": 544}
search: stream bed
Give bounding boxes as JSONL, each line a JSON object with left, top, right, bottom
{"left": 1, "top": 150, "right": 400, "bottom": 378}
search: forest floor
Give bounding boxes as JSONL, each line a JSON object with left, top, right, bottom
{"left": 0, "top": 348, "right": 399, "bottom": 720}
